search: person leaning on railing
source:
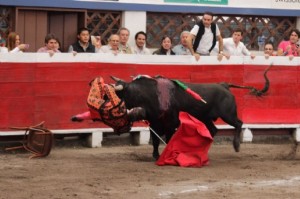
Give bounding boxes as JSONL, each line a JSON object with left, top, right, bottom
{"left": 213, "top": 28, "right": 255, "bottom": 60}
{"left": 37, "top": 33, "right": 61, "bottom": 56}
{"left": 186, "top": 11, "right": 223, "bottom": 61}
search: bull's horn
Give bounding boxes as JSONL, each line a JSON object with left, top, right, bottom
{"left": 110, "top": 76, "right": 123, "bottom": 82}
{"left": 114, "top": 84, "right": 124, "bottom": 91}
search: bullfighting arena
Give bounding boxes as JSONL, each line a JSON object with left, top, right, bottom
{"left": 1, "top": 55, "right": 300, "bottom": 198}
{"left": 1, "top": 141, "right": 299, "bottom": 199}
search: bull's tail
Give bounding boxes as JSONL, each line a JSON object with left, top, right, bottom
{"left": 221, "top": 65, "right": 271, "bottom": 96}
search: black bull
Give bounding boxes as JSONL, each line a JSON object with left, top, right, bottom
{"left": 111, "top": 67, "right": 270, "bottom": 160}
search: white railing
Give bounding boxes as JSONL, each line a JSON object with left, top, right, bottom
{"left": 0, "top": 53, "right": 299, "bottom": 66}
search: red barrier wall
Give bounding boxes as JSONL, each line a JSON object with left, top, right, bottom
{"left": 1, "top": 60, "right": 299, "bottom": 130}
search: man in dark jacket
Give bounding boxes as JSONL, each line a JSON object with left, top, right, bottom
{"left": 68, "top": 27, "right": 98, "bottom": 53}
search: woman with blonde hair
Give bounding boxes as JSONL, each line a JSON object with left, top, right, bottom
{"left": 6, "top": 32, "right": 28, "bottom": 53}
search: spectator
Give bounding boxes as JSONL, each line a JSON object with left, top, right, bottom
{"left": 152, "top": 35, "right": 175, "bottom": 55}
{"left": 118, "top": 27, "right": 132, "bottom": 54}
{"left": 264, "top": 42, "right": 276, "bottom": 59}
{"left": 215, "top": 28, "right": 255, "bottom": 59}
{"left": 100, "top": 34, "right": 121, "bottom": 55}
{"left": 5, "top": 32, "right": 28, "bottom": 53}
{"left": 37, "top": 33, "right": 61, "bottom": 56}
{"left": 68, "top": 27, "right": 96, "bottom": 53}
{"left": 277, "top": 28, "right": 300, "bottom": 59}
{"left": 0, "top": 34, "right": 7, "bottom": 52}
{"left": 131, "top": 31, "right": 151, "bottom": 55}
{"left": 91, "top": 35, "right": 102, "bottom": 50}
{"left": 186, "top": 11, "right": 223, "bottom": 61}
{"left": 172, "top": 31, "right": 192, "bottom": 55}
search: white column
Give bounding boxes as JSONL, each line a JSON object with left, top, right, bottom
{"left": 241, "top": 128, "right": 253, "bottom": 142}
{"left": 87, "top": 130, "right": 103, "bottom": 147}
{"left": 121, "top": 11, "right": 147, "bottom": 47}
{"left": 293, "top": 128, "right": 300, "bottom": 142}
{"left": 139, "top": 129, "right": 151, "bottom": 145}
{"left": 296, "top": 17, "right": 300, "bottom": 30}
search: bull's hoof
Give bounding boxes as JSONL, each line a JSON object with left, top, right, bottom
{"left": 153, "top": 153, "right": 160, "bottom": 161}
{"left": 71, "top": 116, "right": 83, "bottom": 122}
{"left": 233, "top": 141, "right": 240, "bottom": 152}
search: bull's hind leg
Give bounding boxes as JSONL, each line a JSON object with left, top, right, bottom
{"left": 218, "top": 96, "right": 244, "bottom": 152}
{"left": 233, "top": 119, "right": 243, "bottom": 152}
{"left": 221, "top": 114, "right": 243, "bottom": 152}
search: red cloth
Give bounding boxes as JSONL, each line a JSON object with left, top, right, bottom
{"left": 156, "top": 112, "right": 213, "bottom": 167}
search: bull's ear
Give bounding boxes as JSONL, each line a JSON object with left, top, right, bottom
{"left": 110, "top": 76, "right": 125, "bottom": 82}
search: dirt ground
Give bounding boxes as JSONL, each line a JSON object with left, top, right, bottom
{"left": 0, "top": 140, "right": 300, "bottom": 199}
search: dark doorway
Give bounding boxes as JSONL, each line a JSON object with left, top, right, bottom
{"left": 16, "top": 8, "right": 86, "bottom": 52}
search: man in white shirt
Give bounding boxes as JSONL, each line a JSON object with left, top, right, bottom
{"left": 215, "top": 28, "right": 255, "bottom": 59}
{"left": 186, "top": 11, "right": 223, "bottom": 61}
{"left": 131, "top": 31, "right": 151, "bottom": 55}
{"left": 100, "top": 34, "right": 122, "bottom": 55}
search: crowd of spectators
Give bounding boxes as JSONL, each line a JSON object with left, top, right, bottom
{"left": 0, "top": 11, "right": 299, "bottom": 60}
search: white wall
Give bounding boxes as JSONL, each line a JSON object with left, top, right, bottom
{"left": 119, "top": 0, "right": 300, "bottom": 10}
{"left": 119, "top": 0, "right": 164, "bottom": 3}
{"left": 122, "top": 11, "right": 147, "bottom": 47}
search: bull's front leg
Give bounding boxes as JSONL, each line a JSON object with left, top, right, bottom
{"left": 165, "top": 127, "right": 177, "bottom": 143}
{"left": 150, "top": 129, "right": 160, "bottom": 160}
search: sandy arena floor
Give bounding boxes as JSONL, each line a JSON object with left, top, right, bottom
{"left": 0, "top": 141, "right": 299, "bottom": 199}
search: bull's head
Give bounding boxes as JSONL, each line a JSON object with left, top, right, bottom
{"left": 111, "top": 107, "right": 146, "bottom": 135}
{"left": 111, "top": 76, "right": 147, "bottom": 123}
{"left": 111, "top": 76, "right": 125, "bottom": 90}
